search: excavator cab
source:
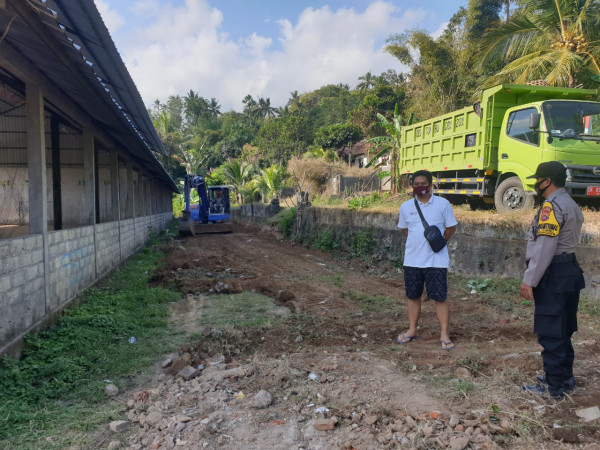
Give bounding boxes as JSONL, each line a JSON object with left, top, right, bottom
{"left": 179, "top": 175, "right": 232, "bottom": 235}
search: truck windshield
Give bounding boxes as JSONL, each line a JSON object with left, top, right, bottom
{"left": 542, "top": 101, "right": 600, "bottom": 141}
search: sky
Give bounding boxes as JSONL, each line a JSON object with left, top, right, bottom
{"left": 94, "top": 0, "right": 468, "bottom": 112}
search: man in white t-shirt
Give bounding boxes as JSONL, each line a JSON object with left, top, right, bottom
{"left": 397, "top": 170, "right": 458, "bottom": 350}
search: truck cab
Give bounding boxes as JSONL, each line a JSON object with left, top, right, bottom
{"left": 499, "top": 99, "right": 600, "bottom": 207}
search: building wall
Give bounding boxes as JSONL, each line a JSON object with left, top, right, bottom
{"left": 0, "top": 211, "right": 173, "bottom": 357}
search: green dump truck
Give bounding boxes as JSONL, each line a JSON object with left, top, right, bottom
{"left": 401, "top": 83, "right": 600, "bottom": 212}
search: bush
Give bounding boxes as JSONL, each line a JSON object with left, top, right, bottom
{"left": 353, "top": 228, "right": 375, "bottom": 258}
{"left": 279, "top": 207, "right": 297, "bottom": 238}
{"left": 315, "top": 228, "right": 338, "bottom": 252}
{"left": 348, "top": 196, "right": 371, "bottom": 210}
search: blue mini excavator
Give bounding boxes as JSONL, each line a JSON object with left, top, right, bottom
{"left": 178, "top": 174, "right": 232, "bottom": 235}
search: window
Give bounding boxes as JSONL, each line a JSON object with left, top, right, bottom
{"left": 506, "top": 108, "right": 539, "bottom": 145}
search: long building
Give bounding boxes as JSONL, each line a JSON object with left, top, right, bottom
{"left": 0, "top": 0, "right": 177, "bottom": 356}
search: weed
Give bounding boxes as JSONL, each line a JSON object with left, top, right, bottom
{"left": 0, "top": 247, "right": 182, "bottom": 448}
{"left": 522, "top": 299, "right": 533, "bottom": 307}
{"left": 453, "top": 379, "right": 475, "bottom": 398}
{"left": 457, "top": 347, "right": 488, "bottom": 373}
{"left": 314, "top": 228, "right": 339, "bottom": 252}
{"left": 353, "top": 228, "right": 375, "bottom": 258}
{"left": 319, "top": 275, "right": 344, "bottom": 287}
{"left": 350, "top": 291, "right": 398, "bottom": 313}
{"left": 279, "top": 207, "right": 297, "bottom": 238}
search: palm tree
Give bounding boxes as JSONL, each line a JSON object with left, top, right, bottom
{"left": 356, "top": 71, "right": 375, "bottom": 92}
{"left": 208, "top": 98, "right": 221, "bottom": 120}
{"left": 366, "top": 104, "right": 403, "bottom": 194}
{"left": 481, "top": 0, "right": 600, "bottom": 88}
{"left": 256, "top": 165, "right": 286, "bottom": 201}
{"left": 256, "top": 97, "right": 278, "bottom": 119}
{"left": 184, "top": 90, "right": 209, "bottom": 124}
{"left": 222, "top": 159, "right": 254, "bottom": 203}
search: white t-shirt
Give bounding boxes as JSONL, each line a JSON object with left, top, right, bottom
{"left": 397, "top": 195, "right": 458, "bottom": 268}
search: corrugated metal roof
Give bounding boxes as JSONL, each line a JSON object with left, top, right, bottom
{"left": 0, "top": 0, "right": 177, "bottom": 191}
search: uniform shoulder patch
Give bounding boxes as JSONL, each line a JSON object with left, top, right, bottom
{"left": 537, "top": 201, "right": 560, "bottom": 237}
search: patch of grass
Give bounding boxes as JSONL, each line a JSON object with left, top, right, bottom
{"left": 451, "top": 274, "right": 522, "bottom": 312}
{"left": 0, "top": 247, "right": 183, "bottom": 449}
{"left": 318, "top": 275, "right": 345, "bottom": 287}
{"left": 199, "top": 292, "right": 286, "bottom": 329}
{"left": 580, "top": 294, "right": 600, "bottom": 317}
{"left": 453, "top": 379, "right": 475, "bottom": 398}
{"left": 350, "top": 291, "right": 399, "bottom": 313}
{"left": 457, "top": 347, "right": 488, "bottom": 373}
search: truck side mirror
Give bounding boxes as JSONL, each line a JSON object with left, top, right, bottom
{"left": 529, "top": 113, "right": 541, "bottom": 129}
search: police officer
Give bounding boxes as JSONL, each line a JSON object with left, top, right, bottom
{"left": 520, "top": 161, "right": 585, "bottom": 398}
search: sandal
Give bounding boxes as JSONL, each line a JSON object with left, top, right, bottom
{"left": 441, "top": 340, "right": 455, "bottom": 350}
{"left": 397, "top": 333, "right": 419, "bottom": 344}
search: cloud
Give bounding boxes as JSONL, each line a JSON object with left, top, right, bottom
{"left": 113, "top": 0, "right": 427, "bottom": 111}
{"left": 95, "top": 0, "right": 125, "bottom": 34}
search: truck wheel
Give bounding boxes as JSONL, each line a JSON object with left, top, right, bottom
{"left": 494, "top": 177, "right": 534, "bottom": 213}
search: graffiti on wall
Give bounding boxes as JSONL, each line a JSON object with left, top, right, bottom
{"left": 60, "top": 246, "right": 91, "bottom": 288}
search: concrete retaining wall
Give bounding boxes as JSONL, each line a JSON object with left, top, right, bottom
{"left": 0, "top": 212, "right": 173, "bottom": 356}
{"left": 232, "top": 205, "right": 600, "bottom": 300}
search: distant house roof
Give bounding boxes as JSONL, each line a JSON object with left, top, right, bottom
{"left": 0, "top": 0, "right": 176, "bottom": 191}
{"left": 337, "top": 139, "right": 373, "bottom": 158}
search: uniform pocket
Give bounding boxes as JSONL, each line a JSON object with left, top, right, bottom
{"left": 534, "top": 314, "right": 563, "bottom": 338}
{"left": 549, "top": 263, "right": 585, "bottom": 293}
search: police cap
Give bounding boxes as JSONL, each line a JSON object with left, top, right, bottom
{"left": 526, "top": 161, "right": 566, "bottom": 180}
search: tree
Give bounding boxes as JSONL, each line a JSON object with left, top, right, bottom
{"left": 254, "top": 116, "right": 310, "bottom": 166}
{"left": 314, "top": 123, "right": 363, "bottom": 150}
{"left": 366, "top": 104, "right": 403, "bottom": 194}
{"left": 256, "top": 165, "right": 287, "bottom": 201}
{"left": 481, "top": 0, "right": 600, "bottom": 88}
{"left": 222, "top": 160, "right": 255, "bottom": 203}
{"left": 184, "top": 90, "right": 208, "bottom": 125}
{"left": 208, "top": 98, "right": 221, "bottom": 120}
{"left": 256, "top": 97, "right": 279, "bottom": 119}
{"left": 356, "top": 71, "right": 376, "bottom": 92}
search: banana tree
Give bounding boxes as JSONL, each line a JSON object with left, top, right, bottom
{"left": 366, "top": 104, "right": 403, "bottom": 194}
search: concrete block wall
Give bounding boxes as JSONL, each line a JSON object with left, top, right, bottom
{"left": 0, "top": 235, "right": 45, "bottom": 350}
{"left": 47, "top": 226, "right": 96, "bottom": 308}
{"left": 119, "top": 218, "right": 136, "bottom": 260}
{"left": 233, "top": 204, "right": 600, "bottom": 300}
{"left": 95, "top": 222, "right": 121, "bottom": 277}
{"left": 0, "top": 211, "right": 173, "bottom": 357}
{"left": 134, "top": 216, "right": 151, "bottom": 249}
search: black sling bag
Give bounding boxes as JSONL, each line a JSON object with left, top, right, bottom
{"left": 414, "top": 198, "right": 447, "bottom": 253}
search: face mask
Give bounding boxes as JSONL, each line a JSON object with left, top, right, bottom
{"left": 413, "top": 185, "right": 430, "bottom": 197}
{"left": 534, "top": 178, "right": 549, "bottom": 196}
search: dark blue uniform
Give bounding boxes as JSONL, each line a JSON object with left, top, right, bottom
{"left": 523, "top": 188, "right": 585, "bottom": 397}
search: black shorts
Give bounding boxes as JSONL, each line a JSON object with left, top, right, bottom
{"left": 404, "top": 266, "right": 448, "bottom": 301}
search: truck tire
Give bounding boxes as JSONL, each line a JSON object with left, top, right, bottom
{"left": 494, "top": 177, "right": 534, "bottom": 213}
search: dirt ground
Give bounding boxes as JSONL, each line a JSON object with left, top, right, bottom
{"left": 107, "top": 223, "right": 600, "bottom": 450}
